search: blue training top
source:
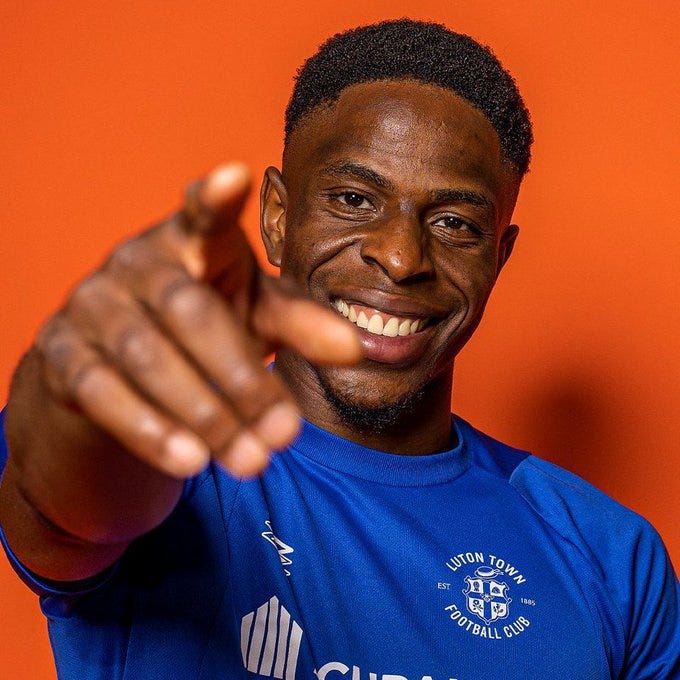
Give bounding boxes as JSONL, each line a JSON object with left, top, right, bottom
{"left": 1, "top": 410, "right": 678, "bottom": 679}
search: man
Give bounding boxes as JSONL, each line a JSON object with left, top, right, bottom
{"left": 0, "top": 18, "right": 677, "bottom": 680}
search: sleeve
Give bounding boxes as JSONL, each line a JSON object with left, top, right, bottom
{"left": 617, "top": 520, "right": 680, "bottom": 679}
{"left": 511, "top": 456, "right": 680, "bottom": 679}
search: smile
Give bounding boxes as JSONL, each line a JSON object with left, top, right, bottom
{"left": 333, "top": 298, "right": 429, "bottom": 337}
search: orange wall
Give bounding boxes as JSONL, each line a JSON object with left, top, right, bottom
{"left": 1, "top": 2, "right": 678, "bottom": 676}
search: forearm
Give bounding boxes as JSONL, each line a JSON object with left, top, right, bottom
{"left": 0, "top": 349, "right": 183, "bottom": 581}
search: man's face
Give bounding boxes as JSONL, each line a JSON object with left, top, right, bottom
{"left": 263, "top": 79, "right": 520, "bottom": 412}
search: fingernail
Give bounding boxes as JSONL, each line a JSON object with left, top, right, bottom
{"left": 164, "top": 432, "right": 210, "bottom": 476}
{"left": 203, "top": 163, "right": 250, "bottom": 206}
{"left": 224, "top": 431, "right": 269, "bottom": 477}
{"left": 254, "top": 403, "right": 301, "bottom": 449}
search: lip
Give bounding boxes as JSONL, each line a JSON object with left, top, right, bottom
{"left": 329, "top": 287, "right": 449, "bottom": 365}
{"left": 330, "top": 287, "right": 448, "bottom": 319}
{"left": 354, "top": 322, "right": 438, "bottom": 364}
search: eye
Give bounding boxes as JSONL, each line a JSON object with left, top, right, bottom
{"left": 432, "top": 215, "right": 477, "bottom": 232}
{"left": 336, "top": 191, "right": 372, "bottom": 209}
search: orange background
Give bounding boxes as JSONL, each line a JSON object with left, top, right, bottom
{"left": 1, "top": 1, "right": 678, "bottom": 676}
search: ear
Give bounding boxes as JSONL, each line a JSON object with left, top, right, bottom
{"left": 260, "top": 166, "right": 288, "bottom": 267}
{"left": 496, "top": 224, "right": 519, "bottom": 277}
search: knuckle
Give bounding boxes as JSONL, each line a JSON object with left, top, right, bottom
{"left": 189, "top": 401, "right": 236, "bottom": 446}
{"left": 39, "top": 328, "right": 75, "bottom": 369}
{"left": 35, "top": 316, "right": 106, "bottom": 403}
{"left": 67, "top": 272, "right": 111, "bottom": 312}
{"left": 190, "top": 400, "right": 223, "bottom": 433}
{"left": 226, "top": 368, "right": 274, "bottom": 417}
{"left": 36, "top": 321, "right": 79, "bottom": 396}
{"left": 36, "top": 316, "right": 70, "bottom": 358}
{"left": 160, "top": 279, "right": 215, "bottom": 329}
{"left": 146, "top": 264, "right": 187, "bottom": 303}
{"left": 106, "top": 237, "right": 149, "bottom": 273}
{"left": 67, "top": 358, "right": 109, "bottom": 404}
{"left": 112, "top": 325, "right": 158, "bottom": 372}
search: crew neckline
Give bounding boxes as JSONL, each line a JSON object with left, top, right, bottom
{"left": 286, "top": 416, "right": 471, "bottom": 486}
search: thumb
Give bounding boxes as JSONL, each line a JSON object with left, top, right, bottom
{"left": 253, "top": 278, "right": 363, "bottom": 366}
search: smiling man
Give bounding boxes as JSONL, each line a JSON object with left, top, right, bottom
{"left": 0, "top": 19, "right": 678, "bottom": 680}
{"left": 269, "top": 75, "right": 520, "bottom": 454}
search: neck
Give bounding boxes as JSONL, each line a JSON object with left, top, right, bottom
{"left": 274, "top": 352, "right": 456, "bottom": 454}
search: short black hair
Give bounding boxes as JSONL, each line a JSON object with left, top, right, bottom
{"left": 285, "top": 19, "right": 533, "bottom": 176}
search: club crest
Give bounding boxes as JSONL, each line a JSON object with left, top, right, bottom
{"left": 463, "top": 566, "right": 511, "bottom": 625}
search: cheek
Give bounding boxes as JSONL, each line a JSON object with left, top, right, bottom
{"left": 438, "top": 247, "right": 499, "bottom": 303}
{"left": 282, "top": 215, "right": 362, "bottom": 286}
{"left": 279, "top": 236, "right": 309, "bottom": 283}
{"left": 470, "top": 264, "right": 499, "bottom": 300}
{"left": 279, "top": 219, "right": 348, "bottom": 287}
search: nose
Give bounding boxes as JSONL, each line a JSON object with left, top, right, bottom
{"left": 360, "top": 213, "right": 434, "bottom": 283}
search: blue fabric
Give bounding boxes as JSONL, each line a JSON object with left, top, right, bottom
{"left": 1, "top": 410, "right": 678, "bottom": 679}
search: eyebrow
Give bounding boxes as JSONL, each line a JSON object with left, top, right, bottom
{"left": 430, "top": 188, "right": 495, "bottom": 216}
{"left": 320, "top": 161, "right": 395, "bottom": 191}
{"left": 320, "top": 160, "right": 495, "bottom": 217}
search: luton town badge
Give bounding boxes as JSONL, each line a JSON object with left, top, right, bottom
{"left": 463, "top": 566, "right": 511, "bottom": 625}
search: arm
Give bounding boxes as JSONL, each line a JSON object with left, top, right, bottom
{"left": 0, "top": 163, "right": 360, "bottom": 582}
{"left": 619, "top": 522, "right": 680, "bottom": 679}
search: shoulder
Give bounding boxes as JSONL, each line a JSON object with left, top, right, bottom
{"left": 461, "top": 418, "right": 679, "bottom": 676}
{"left": 458, "top": 415, "right": 664, "bottom": 562}
{"left": 513, "top": 456, "right": 679, "bottom": 676}
{"left": 509, "top": 453, "right": 654, "bottom": 552}
{"left": 507, "top": 452, "right": 676, "bottom": 610}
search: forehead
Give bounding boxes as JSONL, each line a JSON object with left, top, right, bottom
{"left": 283, "top": 79, "right": 515, "bottom": 200}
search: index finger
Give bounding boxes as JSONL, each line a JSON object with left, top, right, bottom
{"left": 127, "top": 163, "right": 256, "bottom": 289}
{"left": 182, "top": 162, "right": 252, "bottom": 236}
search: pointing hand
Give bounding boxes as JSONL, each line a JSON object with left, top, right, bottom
{"left": 36, "top": 163, "right": 361, "bottom": 479}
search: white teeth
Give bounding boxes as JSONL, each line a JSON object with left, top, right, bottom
{"left": 367, "top": 314, "right": 384, "bottom": 334}
{"left": 334, "top": 299, "right": 350, "bottom": 317}
{"left": 398, "top": 319, "right": 411, "bottom": 336}
{"left": 333, "top": 298, "right": 429, "bottom": 337}
{"left": 383, "top": 317, "right": 399, "bottom": 337}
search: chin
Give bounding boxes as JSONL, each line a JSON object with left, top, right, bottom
{"left": 312, "top": 364, "right": 429, "bottom": 434}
